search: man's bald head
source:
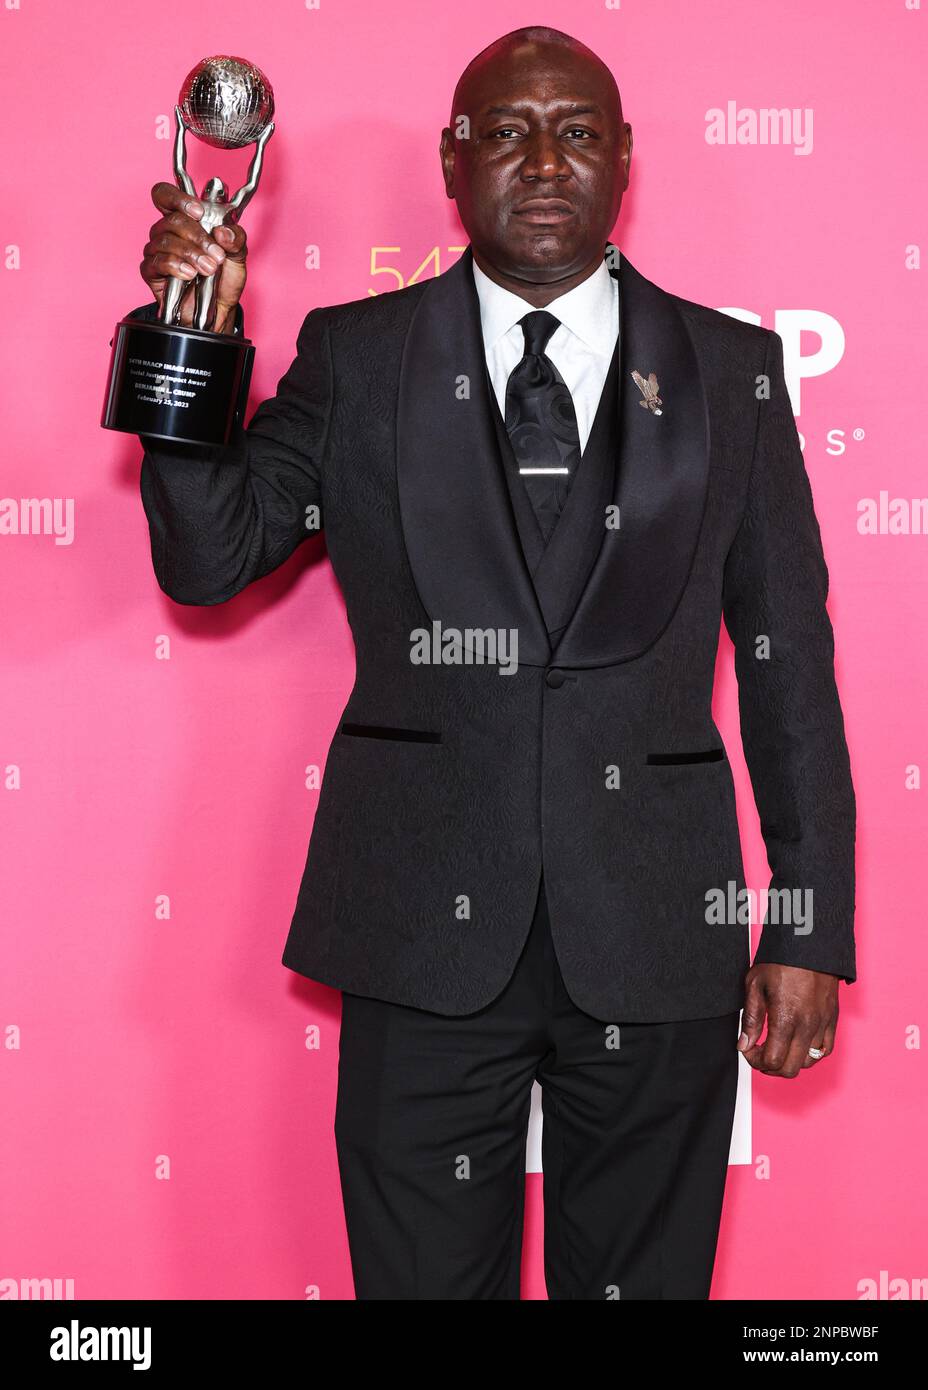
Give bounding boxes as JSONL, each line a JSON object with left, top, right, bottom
{"left": 440, "top": 26, "right": 632, "bottom": 304}
{"left": 451, "top": 27, "right": 622, "bottom": 131}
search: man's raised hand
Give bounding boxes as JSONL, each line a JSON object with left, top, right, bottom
{"left": 139, "top": 183, "right": 248, "bottom": 335}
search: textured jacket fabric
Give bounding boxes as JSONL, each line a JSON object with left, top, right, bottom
{"left": 134, "top": 244, "right": 856, "bottom": 1022}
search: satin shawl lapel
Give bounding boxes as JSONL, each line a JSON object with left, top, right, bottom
{"left": 554, "top": 251, "right": 710, "bottom": 666}
{"left": 395, "top": 245, "right": 551, "bottom": 666}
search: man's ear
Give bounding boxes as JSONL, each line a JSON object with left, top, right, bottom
{"left": 624, "top": 124, "right": 633, "bottom": 187}
{"left": 439, "top": 128, "right": 456, "bottom": 198}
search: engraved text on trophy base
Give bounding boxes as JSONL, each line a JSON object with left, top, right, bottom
{"left": 128, "top": 356, "right": 213, "bottom": 410}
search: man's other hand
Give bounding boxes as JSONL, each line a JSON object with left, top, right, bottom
{"left": 738, "top": 963, "right": 839, "bottom": 1077}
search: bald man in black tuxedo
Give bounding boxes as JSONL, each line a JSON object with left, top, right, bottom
{"left": 129, "top": 27, "right": 856, "bottom": 1298}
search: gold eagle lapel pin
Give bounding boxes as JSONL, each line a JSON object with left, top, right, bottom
{"left": 631, "top": 369, "right": 663, "bottom": 416}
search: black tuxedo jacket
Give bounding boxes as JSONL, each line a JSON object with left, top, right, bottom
{"left": 134, "top": 244, "right": 856, "bottom": 1021}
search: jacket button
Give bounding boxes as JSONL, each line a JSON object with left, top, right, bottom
{"left": 545, "top": 669, "right": 567, "bottom": 690}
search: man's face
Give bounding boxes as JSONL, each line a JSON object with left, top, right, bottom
{"left": 441, "top": 40, "right": 632, "bottom": 288}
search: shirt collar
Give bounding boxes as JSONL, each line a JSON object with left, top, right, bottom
{"left": 471, "top": 248, "right": 619, "bottom": 358}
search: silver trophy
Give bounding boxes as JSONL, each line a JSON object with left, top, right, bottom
{"left": 103, "top": 56, "right": 276, "bottom": 446}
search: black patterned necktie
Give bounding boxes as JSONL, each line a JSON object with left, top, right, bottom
{"left": 504, "top": 310, "right": 582, "bottom": 545}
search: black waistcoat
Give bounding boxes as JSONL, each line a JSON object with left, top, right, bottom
{"left": 486, "top": 332, "right": 621, "bottom": 648}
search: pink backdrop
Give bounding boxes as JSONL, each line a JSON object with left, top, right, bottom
{"left": 2, "top": 0, "right": 926, "bottom": 1300}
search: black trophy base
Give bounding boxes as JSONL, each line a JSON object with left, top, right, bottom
{"left": 101, "top": 316, "right": 255, "bottom": 447}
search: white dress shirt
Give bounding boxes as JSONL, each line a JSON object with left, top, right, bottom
{"left": 471, "top": 251, "right": 620, "bottom": 455}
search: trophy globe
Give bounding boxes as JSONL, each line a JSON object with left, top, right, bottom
{"left": 179, "top": 56, "right": 275, "bottom": 149}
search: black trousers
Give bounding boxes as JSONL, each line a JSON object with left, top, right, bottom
{"left": 334, "top": 882, "right": 740, "bottom": 1300}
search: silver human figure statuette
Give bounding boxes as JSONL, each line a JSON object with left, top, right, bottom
{"left": 161, "top": 104, "right": 274, "bottom": 331}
